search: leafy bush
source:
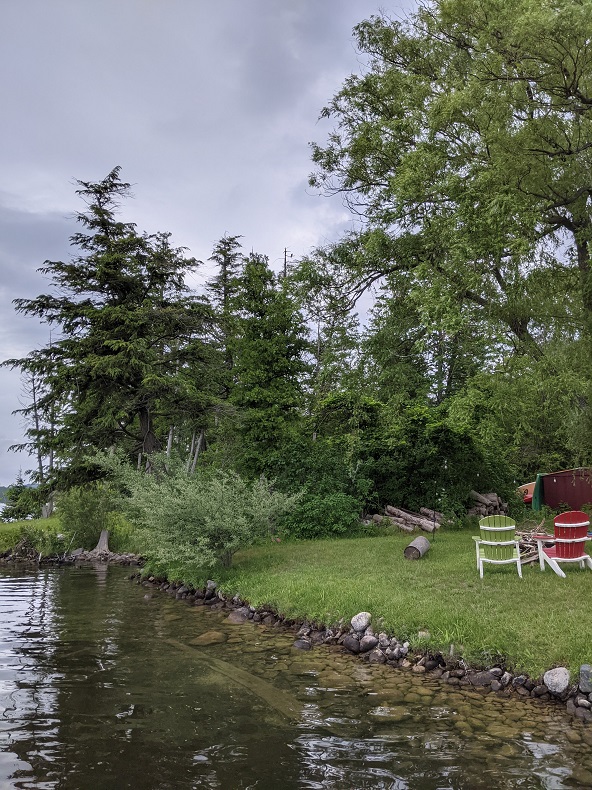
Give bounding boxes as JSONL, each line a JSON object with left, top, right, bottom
{"left": 99, "top": 454, "right": 301, "bottom": 568}
{"left": 280, "top": 492, "right": 361, "bottom": 539}
{"left": 57, "top": 482, "right": 120, "bottom": 549}
{"left": 19, "top": 517, "right": 69, "bottom": 558}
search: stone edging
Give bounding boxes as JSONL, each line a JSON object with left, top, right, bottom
{"left": 133, "top": 572, "right": 592, "bottom": 725}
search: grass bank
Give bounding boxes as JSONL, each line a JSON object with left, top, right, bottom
{"left": 3, "top": 517, "right": 590, "bottom": 678}
{"left": 160, "top": 528, "right": 591, "bottom": 679}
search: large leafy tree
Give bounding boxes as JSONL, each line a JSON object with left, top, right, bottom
{"left": 310, "top": 0, "right": 592, "bottom": 345}
{"left": 4, "top": 168, "right": 214, "bottom": 484}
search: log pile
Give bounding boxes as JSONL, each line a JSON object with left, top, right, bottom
{"left": 466, "top": 490, "right": 509, "bottom": 518}
{"left": 371, "top": 504, "right": 442, "bottom": 533}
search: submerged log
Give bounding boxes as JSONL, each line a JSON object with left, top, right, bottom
{"left": 404, "top": 536, "right": 431, "bottom": 560}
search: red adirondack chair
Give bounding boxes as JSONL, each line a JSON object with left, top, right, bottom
{"left": 533, "top": 511, "right": 592, "bottom": 578}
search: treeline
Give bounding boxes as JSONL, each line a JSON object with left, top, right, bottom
{"left": 4, "top": 0, "right": 592, "bottom": 538}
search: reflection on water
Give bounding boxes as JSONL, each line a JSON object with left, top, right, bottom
{"left": 1, "top": 566, "right": 592, "bottom": 789}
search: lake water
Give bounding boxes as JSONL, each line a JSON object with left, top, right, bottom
{"left": 1, "top": 564, "right": 592, "bottom": 789}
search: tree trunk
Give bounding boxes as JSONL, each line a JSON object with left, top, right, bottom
{"left": 90, "top": 530, "right": 110, "bottom": 555}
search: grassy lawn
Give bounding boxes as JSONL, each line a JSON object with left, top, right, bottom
{"left": 210, "top": 528, "right": 592, "bottom": 679}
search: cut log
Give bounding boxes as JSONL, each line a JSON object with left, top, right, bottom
{"left": 387, "top": 517, "right": 415, "bottom": 533}
{"left": 419, "top": 507, "right": 443, "bottom": 524}
{"left": 385, "top": 506, "right": 437, "bottom": 533}
{"left": 404, "top": 536, "right": 431, "bottom": 560}
{"left": 469, "top": 490, "right": 491, "bottom": 506}
{"left": 89, "top": 530, "right": 110, "bottom": 555}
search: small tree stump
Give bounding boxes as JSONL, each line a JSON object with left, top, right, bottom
{"left": 404, "top": 536, "right": 431, "bottom": 560}
{"left": 90, "top": 530, "right": 110, "bottom": 555}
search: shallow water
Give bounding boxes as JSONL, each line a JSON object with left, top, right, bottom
{"left": 1, "top": 565, "right": 592, "bottom": 789}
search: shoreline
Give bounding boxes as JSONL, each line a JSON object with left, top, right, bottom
{"left": 134, "top": 569, "right": 592, "bottom": 726}
{"left": 2, "top": 544, "right": 591, "bottom": 725}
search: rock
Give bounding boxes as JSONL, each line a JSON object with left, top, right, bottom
{"left": 343, "top": 635, "right": 361, "bottom": 654}
{"left": 424, "top": 659, "right": 439, "bottom": 672}
{"left": 575, "top": 707, "right": 592, "bottom": 723}
{"left": 190, "top": 631, "right": 227, "bottom": 647}
{"left": 226, "top": 608, "right": 250, "bottom": 624}
{"left": 412, "top": 665, "right": 426, "bottom": 674}
{"left": 543, "top": 667, "right": 571, "bottom": 696}
{"left": 580, "top": 664, "right": 592, "bottom": 694}
{"left": 351, "top": 612, "right": 372, "bottom": 632}
{"left": 470, "top": 671, "right": 496, "bottom": 687}
{"left": 490, "top": 680, "right": 502, "bottom": 692}
{"left": 500, "top": 672, "right": 512, "bottom": 688}
{"left": 515, "top": 686, "right": 530, "bottom": 696}
{"left": 512, "top": 675, "right": 527, "bottom": 687}
{"left": 359, "top": 635, "right": 379, "bottom": 653}
{"left": 577, "top": 695, "right": 592, "bottom": 709}
{"left": 292, "top": 639, "right": 311, "bottom": 651}
{"left": 262, "top": 615, "right": 276, "bottom": 626}
{"left": 532, "top": 685, "right": 548, "bottom": 697}
{"left": 367, "top": 649, "right": 387, "bottom": 664}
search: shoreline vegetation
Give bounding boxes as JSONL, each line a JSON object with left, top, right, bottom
{"left": 2, "top": 515, "right": 592, "bottom": 718}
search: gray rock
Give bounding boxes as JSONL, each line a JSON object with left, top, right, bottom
{"left": 367, "top": 648, "right": 387, "bottom": 664}
{"left": 577, "top": 695, "right": 591, "bottom": 709}
{"left": 226, "top": 608, "right": 250, "bottom": 624}
{"left": 469, "top": 671, "right": 496, "bottom": 687}
{"left": 351, "top": 612, "right": 372, "bottom": 632}
{"left": 580, "top": 664, "right": 592, "bottom": 694}
{"left": 359, "top": 635, "right": 379, "bottom": 653}
{"left": 512, "top": 675, "right": 527, "bottom": 687}
{"left": 489, "top": 668, "right": 503, "bottom": 678}
{"left": 543, "top": 667, "right": 571, "bottom": 696}
{"left": 292, "top": 639, "right": 311, "bottom": 651}
{"left": 490, "top": 680, "right": 502, "bottom": 692}
{"left": 500, "top": 672, "right": 512, "bottom": 688}
{"left": 343, "top": 635, "right": 361, "bottom": 654}
{"left": 575, "top": 707, "right": 592, "bottom": 722}
{"left": 532, "top": 685, "right": 548, "bottom": 697}
{"left": 566, "top": 698, "right": 577, "bottom": 715}
{"left": 378, "top": 633, "right": 390, "bottom": 649}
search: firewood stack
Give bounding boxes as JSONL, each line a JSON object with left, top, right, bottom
{"left": 466, "top": 490, "right": 509, "bottom": 517}
{"left": 371, "top": 505, "right": 442, "bottom": 533}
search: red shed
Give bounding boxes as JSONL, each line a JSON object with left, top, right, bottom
{"left": 532, "top": 468, "right": 592, "bottom": 511}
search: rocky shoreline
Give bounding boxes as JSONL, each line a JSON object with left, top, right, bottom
{"left": 135, "top": 572, "right": 592, "bottom": 725}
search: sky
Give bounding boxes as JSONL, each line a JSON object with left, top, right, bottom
{"left": 0, "top": 0, "right": 414, "bottom": 486}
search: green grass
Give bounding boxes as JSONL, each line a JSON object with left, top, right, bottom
{"left": 202, "top": 528, "right": 592, "bottom": 679}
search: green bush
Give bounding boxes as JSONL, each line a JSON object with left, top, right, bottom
{"left": 280, "top": 492, "right": 361, "bottom": 539}
{"left": 99, "top": 454, "right": 301, "bottom": 568}
{"left": 19, "top": 518, "right": 69, "bottom": 558}
{"left": 57, "top": 482, "right": 120, "bottom": 549}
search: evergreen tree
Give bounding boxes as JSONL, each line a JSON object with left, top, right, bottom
{"left": 230, "top": 253, "right": 309, "bottom": 475}
{"left": 1, "top": 471, "right": 40, "bottom": 522}
{"left": 4, "top": 168, "right": 214, "bottom": 484}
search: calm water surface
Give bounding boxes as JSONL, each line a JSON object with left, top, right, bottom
{"left": 1, "top": 565, "right": 592, "bottom": 789}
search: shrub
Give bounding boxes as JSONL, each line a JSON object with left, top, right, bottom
{"left": 280, "top": 492, "right": 361, "bottom": 539}
{"left": 57, "top": 482, "right": 120, "bottom": 549}
{"left": 99, "top": 454, "right": 301, "bottom": 568}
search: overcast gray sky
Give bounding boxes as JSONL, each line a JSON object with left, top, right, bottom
{"left": 0, "top": 0, "right": 413, "bottom": 486}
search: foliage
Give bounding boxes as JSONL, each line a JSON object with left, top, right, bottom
{"left": 280, "top": 492, "right": 362, "bottom": 539}
{"left": 3, "top": 167, "right": 215, "bottom": 487}
{"left": 0, "top": 472, "right": 40, "bottom": 522}
{"left": 229, "top": 253, "right": 309, "bottom": 475}
{"left": 101, "top": 454, "right": 301, "bottom": 568}
{"left": 57, "top": 482, "right": 121, "bottom": 549}
{"left": 18, "top": 516, "right": 69, "bottom": 558}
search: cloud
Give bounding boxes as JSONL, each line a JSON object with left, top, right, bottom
{"left": 0, "top": 0, "right": 416, "bottom": 483}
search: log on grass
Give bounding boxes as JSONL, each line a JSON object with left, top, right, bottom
{"left": 385, "top": 506, "right": 437, "bottom": 533}
{"left": 387, "top": 517, "right": 415, "bottom": 533}
{"left": 404, "top": 536, "right": 431, "bottom": 560}
{"left": 419, "top": 507, "right": 443, "bottom": 524}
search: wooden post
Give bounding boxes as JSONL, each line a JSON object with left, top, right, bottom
{"left": 404, "top": 536, "right": 431, "bottom": 560}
